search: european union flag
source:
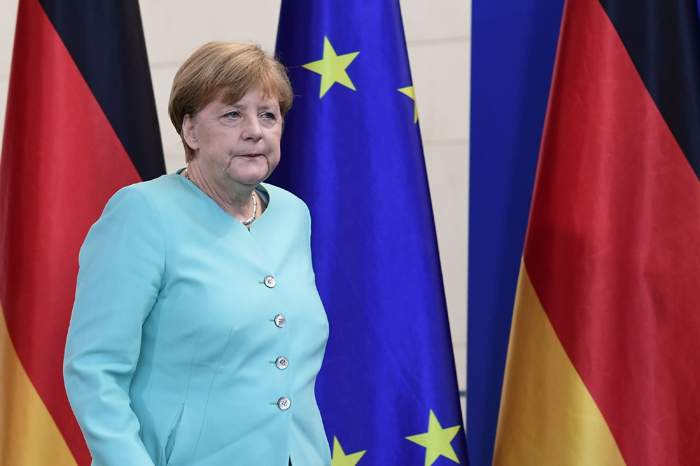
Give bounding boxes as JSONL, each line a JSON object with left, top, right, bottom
{"left": 272, "top": 2, "right": 468, "bottom": 465}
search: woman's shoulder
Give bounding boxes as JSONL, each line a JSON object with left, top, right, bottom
{"left": 260, "top": 182, "right": 309, "bottom": 214}
{"left": 114, "top": 173, "right": 184, "bottom": 199}
{"left": 94, "top": 174, "right": 189, "bottom": 228}
{"left": 105, "top": 174, "right": 191, "bottom": 211}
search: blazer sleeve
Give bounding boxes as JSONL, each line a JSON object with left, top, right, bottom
{"left": 64, "top": 186, "right": 164, "bottom": 466}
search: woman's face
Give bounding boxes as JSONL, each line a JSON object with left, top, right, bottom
{"left": 184, "top": 87, "right": 282, "bottom": 190}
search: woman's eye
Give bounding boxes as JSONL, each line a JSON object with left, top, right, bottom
{"left": 260, "top": 112, "right": 277, "bottom": 121}
{"left": 223, "top": 111, "right": 241, "bottom": 120}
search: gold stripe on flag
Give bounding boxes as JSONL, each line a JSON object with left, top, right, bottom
{"left": 493, "top": 263, "right": 625, "bottom": 466}
{"left": 0, "top": 305, "right": 76, "bottom": 465}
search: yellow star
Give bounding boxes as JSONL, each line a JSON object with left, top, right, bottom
{"left": 406, "top": 410, "right": 461, "bottom": 466}
{"left": 302, "top": 36, "right": 360, "bottom": 98}
{"left": 330, "top": 436, "right": 366, "bottom": 466}
{"left": 398, "top": 85, "right": 419, "bottom": 123}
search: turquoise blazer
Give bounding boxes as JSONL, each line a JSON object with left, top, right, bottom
{"left": 64, "top": 174, "right": 330, "bottom": 466}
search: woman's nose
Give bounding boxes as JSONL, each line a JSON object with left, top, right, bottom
{"left": 241, "top": 116, "right": 263, "bottom": 140}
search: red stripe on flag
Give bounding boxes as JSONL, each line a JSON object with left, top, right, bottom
{"left": 524, "top": 0, "right": 700, "bottom": 465}
{"left": 0, "top": 0, "right": 143, "bottom": 463}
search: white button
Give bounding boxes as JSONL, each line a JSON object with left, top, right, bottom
{"left": 277, "top": 397, "right": 291, "bottom": 411}
{"left": 275, "top": 356, "right": 289, "bottom": 370}
{"left": 264, "top": 275, "right": 276, "bottom": 288}
{"left": 273, "top": 313, "right": 286, "bottom": 328}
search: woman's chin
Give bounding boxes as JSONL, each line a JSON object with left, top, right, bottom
{"left": 228, "top": 170, "right": 269, "bottom": 187}
{"left": 225, "top": 164, "right": 268, "bottom": 185}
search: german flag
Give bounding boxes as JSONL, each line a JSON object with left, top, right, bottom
{"left": 0, "top": 1, "right": 164, "bottom": 464}
{"left": 494, "top": 0, "right": 700, "bottom": 465}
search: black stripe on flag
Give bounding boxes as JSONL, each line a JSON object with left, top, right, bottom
{"left": 39, "top": 0, "right": 165, "bottom": 181}
{"left": 599, "top": 0, "right": 700, "bottom": 180}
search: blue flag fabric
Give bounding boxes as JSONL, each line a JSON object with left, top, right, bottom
{"left": 272, "top": 1, "right": 468, "bottom": 465}
{"left": 468, "top": 1, "right": 563, "bottom": 465}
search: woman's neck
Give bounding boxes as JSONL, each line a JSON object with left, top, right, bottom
{"left": 184, "top": 163, "right": 257, "bottom": 223}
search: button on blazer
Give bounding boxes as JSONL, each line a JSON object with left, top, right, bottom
{"left": 64, "top": 174, "right": 331, "bottom": 466}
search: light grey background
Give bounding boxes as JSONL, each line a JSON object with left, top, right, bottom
{"left": 0, "top": 0, "right": 470, "bottom": 416}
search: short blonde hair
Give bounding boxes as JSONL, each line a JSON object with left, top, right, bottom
{"left": 168, "top": 42, "right": 294, "bottom": 161}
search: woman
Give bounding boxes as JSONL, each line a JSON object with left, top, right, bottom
{"left": 64, "top": 42, "right": 330, "bottom": 466}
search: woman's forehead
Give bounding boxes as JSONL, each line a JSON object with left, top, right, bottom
{"left": 217, "top": 87, "right": 280, "bottom": 107}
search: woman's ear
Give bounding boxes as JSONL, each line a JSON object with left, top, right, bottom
{"left": 182, "top": 114, "right": 199, "bottom": 151}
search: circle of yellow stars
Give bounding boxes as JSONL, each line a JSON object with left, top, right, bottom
{"left": 330, "top": 409, "right": 462, "bottom": 466}
{"left": 301, "top": 36, "right": 418, "bottom": 123}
